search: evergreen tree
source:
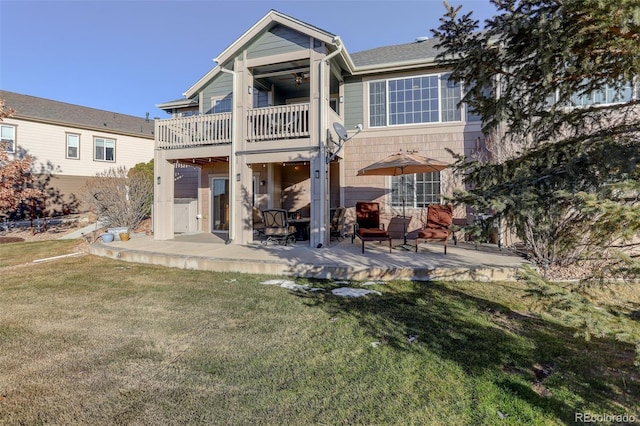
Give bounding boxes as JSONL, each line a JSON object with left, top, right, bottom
{"left": 433, "top": 0, "right": 640, "bottom": 273}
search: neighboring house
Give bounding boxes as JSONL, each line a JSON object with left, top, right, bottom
{"left": 153, "top": 10, "right": 485, "bottom": 247}
{"left": 0, "top": 90, "right": 155, "bottom": 215}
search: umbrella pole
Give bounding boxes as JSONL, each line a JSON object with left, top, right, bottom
{"left": 402, "top": 173, "right": 407, "bottom": 245}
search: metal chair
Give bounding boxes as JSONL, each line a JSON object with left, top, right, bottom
{"left": 261, "top": 209, "right": 296, "bottom": 245}
{"left": 330, "top": 206, "right": 346, "bottom": 241}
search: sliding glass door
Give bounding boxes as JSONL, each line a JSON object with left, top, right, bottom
{"left": 211, "top": 177, "right": 229, "bottom": 233}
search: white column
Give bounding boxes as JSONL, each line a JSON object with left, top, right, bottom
{"left": 153, "top": 149, "right": 175, "bottom": 240}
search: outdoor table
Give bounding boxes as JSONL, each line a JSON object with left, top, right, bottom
{"left": 289, "top": 217, "right": 310, "bottom": 241}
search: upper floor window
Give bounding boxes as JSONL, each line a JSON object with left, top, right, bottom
{"left": 546, "top": 80, "right": 636, "bottom": 108}
{"left": 66, "top": 133, "right": 80, "bottom": 159}
{"left": 94, "top": 137, "right": 115, "bottom": 162}
{"left": 1, "top": 124, "right": 16, "bottom": 152}
{"left": 210, "top": 94, "right": 233, "bottom": 114}
{"left": 369, "top": 73, "right": 462, "bottom": 127}
{"left": 390, "top": 172, "right": 441, "bottom": 208}
{"left": 568, "top": 81, "right": 634, "bottom": 107}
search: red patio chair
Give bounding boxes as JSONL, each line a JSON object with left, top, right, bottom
{"left": 415, "top": 204, "right": 453, "bottom": 254}
{"left": 351, "top": 202, "right": 392, "bottom": 253}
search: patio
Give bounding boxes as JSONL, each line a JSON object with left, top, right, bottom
{"left": 89, "top": 232, "right": 529, "bottom": 282}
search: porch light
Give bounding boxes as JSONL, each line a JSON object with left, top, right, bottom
{"left": 156, "top": 177, "right": 161, "bottom": 185}
{"left": 315, "top": 170, "right": 320, "bottom": 179}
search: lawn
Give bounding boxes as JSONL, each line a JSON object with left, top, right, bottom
{"left": 0, "top": 242, "right": 638, "bottom": 425}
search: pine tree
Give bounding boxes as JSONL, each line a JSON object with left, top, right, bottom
{"left": 433, "top": 0, "right": 640, "bottom": 273}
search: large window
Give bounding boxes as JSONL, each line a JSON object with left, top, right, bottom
{"left": 1, "top": 124, "right": 15, "bottom": 152}
{"left": 369, "top": 73, "right": 462, "bottom": 127}
{"left": 569, "top": 81, "right": 634, "bottom": 107}
{"left": 94, "top": 137, "right": 115, "bottom": 162}
{"left": 391, "top": 172, "right": 441, "bottom": 207}
{"left": 66, "top": 133, "right": 80, "bottom": 159}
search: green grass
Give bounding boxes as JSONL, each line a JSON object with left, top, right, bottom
{"left": 0, "top": 241, "right": 638, "bottom": 424}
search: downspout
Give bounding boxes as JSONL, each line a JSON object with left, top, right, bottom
{"left": 215, "top": 58, "right": 236, "bottom": 244}
{"left": 317, "top": 37, "right": 343, "bottom": 248}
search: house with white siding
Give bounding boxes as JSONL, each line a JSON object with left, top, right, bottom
{"left": 0, "top": 90, "right": 155, "bottom": 215}
{"left": 153, "top": 10, "right": 485, "bottom": 247}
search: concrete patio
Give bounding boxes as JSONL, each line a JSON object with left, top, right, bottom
{"left": 88, "top": 232, "right": 530, "bottom": 282}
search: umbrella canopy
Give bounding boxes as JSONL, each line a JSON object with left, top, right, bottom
{"left": 357, "top": 152, "right": 448, "bottom": 176}
{"left": 357, "top": 152, "right": 448, "bottom": 247}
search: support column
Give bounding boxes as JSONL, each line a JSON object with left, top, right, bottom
{"left": 153, "top": 149, "right": 175, "bottom": 240}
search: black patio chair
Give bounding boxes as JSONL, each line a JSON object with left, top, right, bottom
{"left": 261, "top": 209, "right": 296, "bottom": 246}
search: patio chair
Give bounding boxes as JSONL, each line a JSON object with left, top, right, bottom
{"left": 261, "top": 209, "right": 296, "bottom": 245}
{"left": 252, "top": 206, "right": 265, "bottom": 239}
{"left": 351, "top": 202, "right": 392, "bottom": 253}
{"left": 330, "top": 206, "right": 346, "bottom": 241}
{"left": 415, "top": 204, "right": 453, "bottom": 254}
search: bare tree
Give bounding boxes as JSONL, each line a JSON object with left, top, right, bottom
{"left": 82, "top": 166, "right": 153, "bottom": 232}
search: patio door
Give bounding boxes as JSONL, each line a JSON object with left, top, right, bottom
{"left": 211, "top": 177, "right": 229, "bottom": 233}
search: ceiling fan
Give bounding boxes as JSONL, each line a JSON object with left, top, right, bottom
{"left": 279, "top": 71, "right": 310, "bottom": 87}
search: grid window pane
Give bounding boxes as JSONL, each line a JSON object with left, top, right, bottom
{"left": 391, "top": 173, "right": 440, "bottom": 207}
{"left": 369, "top": 81, "right": 387, "bottom": 127}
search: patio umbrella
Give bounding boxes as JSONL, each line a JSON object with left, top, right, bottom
{"left": 357, "top": 152, "right": 448, "bottom": 246}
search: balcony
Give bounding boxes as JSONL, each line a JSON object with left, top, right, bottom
{"left": 156, "top": 103, "right": 310, "bottom": 149}
{"left": 247, "top": 103, "right": 310, "bottom": 142}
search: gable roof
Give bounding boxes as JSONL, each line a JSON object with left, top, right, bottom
{"left": 1, "top": 90, "right": 155, "bottom": 138}
{"left": 182, "top": 9, "right": 347, "bottom": 99}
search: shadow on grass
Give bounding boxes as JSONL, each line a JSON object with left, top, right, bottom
{"left": 294, "top": 280, "right": 640, "bottom": 423}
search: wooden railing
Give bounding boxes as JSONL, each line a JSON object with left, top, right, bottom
{"left": 156, "top": 113, "right": 232, "bottom": 149}
{"left": 156, "top": 103, "right": 311, "bottom": 149}
{"left": 247, "top": 103, "right": 310, "bottom": 142}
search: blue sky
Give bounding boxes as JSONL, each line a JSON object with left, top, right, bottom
{"left": 0, "top": 0, "right": 497, "bottom": 119}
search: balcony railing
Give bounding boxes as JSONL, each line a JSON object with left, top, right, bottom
{"left": 247, "top": 103, "right": 310, "bottom": 142}
{"left": 156, "top": 103, "right": 311, "bottom": 149}
{"left": 156, "top": 113, "right": 233, "bottom": 149}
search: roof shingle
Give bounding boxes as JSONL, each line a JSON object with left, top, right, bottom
{"left": 0, "top": 90, "right": 154, "bottom": 138}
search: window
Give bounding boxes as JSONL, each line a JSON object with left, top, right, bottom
{"left": 569, "top": 81, "right": 633, "bottom": 107}
{"left": 210, "top": 94, "right": 233, "bottom": 113}
{"left": 66, "top": 133, "right": 80, "bottom": 159}
{"left": 391, "top": 172, "right": 441, "bottom": 207}
{"left": 369, "top": 73, "right": 462, "bottom": 127}
{"left": 94, "top": 137, "right": 115, "bottom": 162}
{"left": 1, "top": 124, "right": 15, "bottom": 152}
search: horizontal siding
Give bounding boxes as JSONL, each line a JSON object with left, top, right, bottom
{"left": 343, "top": 77, "right": 363, "bottom": 129}
{"left": 4, "top": 118, "right": 154, "bottom": 178}
{"left": 246, "top": 25, "right": 309, "bottom": 60}
{"left": 201, "top": 72, "right": 233, "bottom": 113}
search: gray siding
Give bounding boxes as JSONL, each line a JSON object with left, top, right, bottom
{"left": 201, "top": 72, "right": 233, "bottom": 113}
{"left": 343, "top": 77, "right": 363, "bottom": 129}
{"left": 247, "top": 25, "right": 309, "bottom": 59}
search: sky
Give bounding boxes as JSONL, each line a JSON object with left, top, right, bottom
{"left": 0, "top": 0, "right": 497, "bottom": 120}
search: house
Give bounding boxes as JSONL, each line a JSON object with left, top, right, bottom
{"left": 0, "top": 90, "right": 155, "bottom": 215}
{"left": 153, "top": 10, "right": 485, "bottom": 247}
